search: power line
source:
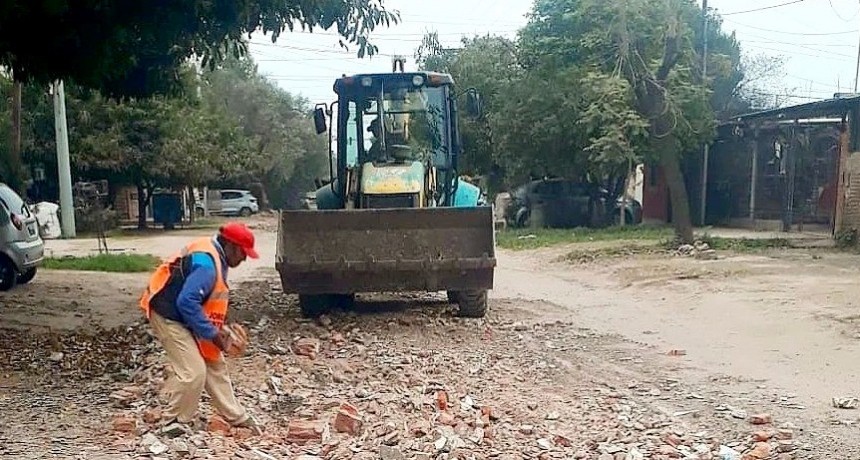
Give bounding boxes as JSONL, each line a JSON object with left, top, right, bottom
{"left": 829, "top": 0, "right": 860, "bottom": 22}
{"left": 720, "top": 0, "right": 805, "bottom": 16}
{"left": 723, "top": 17, "right": 858, "bottom": 36}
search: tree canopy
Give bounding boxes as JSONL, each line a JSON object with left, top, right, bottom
{"left": 0, "top": 0, "right": 399, "bottom": 97}
{"left": 416, "top": 0, "right": 777, "bottom": 242}
{"left": 3, "top": 53, "right": 329, "bottom": 229}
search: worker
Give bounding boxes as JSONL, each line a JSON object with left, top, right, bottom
{"left": 366, "top": 117, "right": 387, "bottom": 162}
{"left": 138, "top": 222, "right": 261, "bottom": 435}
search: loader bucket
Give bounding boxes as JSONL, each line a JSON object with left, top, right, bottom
{"left": 275, "top": 206, "right": 496, "bottom": 295}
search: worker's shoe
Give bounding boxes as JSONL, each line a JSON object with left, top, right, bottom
{"left": 233, "top": 414, "right": 263, "bottom": 436}
{"left": 160, "top": 418, "right": 196, "bottom": 438}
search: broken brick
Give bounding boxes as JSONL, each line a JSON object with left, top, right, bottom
{"left": 233, "top": 427, "right": 254, "bottom": 440}
{"left": 333, "top": 402, "right": 362, "bottom": 435}
{"left": 286, "top": 419, "right": 329, "bottom": 444}
{"left": 112, "top": 416, "right": 136, "bottom": 433}
{"left": 776, "top": 429, "right": 793, "bottom": 440}
{"left": 663, "top": 432, "right": 682, "bottom": 446}
{"left": 742, "top": 442, "right": 771, "bottom": 460}
{"left": 436, "top": 390, "right": 449, "bottom": 411}
{"left": 208, "top": 415, "right": 232, "bottom": 434}
{"left": 143, "top": 408, "right": 162, "bottom": 424}
{"left": 293, "top": 337, "right": 321, "bottom": 359}
{"left": 749, "top": 414, "right": 773, "bottom": 425}
{"left": 752, "top": 431, "right": 773, "bottom": 442}
{"left": 437, "top": 412, "right": 457, "bottom": 426}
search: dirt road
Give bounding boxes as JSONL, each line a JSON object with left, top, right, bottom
{"left": 1, "top": 218, "right": 858, "bottom": 459}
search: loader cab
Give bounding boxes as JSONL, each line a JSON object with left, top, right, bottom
{"left": 312, "top": 71, "right": 482, "bottom": 210}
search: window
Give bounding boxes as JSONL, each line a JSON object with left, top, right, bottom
{"left": 345, "top": 102, "right": 359, "bottom": 167}
{"left": 347, "top": 84, "right": 450, "bottom": 168}
{"left": 0, "top": 185, "right": 30, "bottom": 217}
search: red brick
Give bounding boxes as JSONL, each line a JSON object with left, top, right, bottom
{"left": 749, "top": 413, "right": 773, "bottom": 425}
{"left": 293, "top": 338, "right": 320, "bottom": 359}
{"left": 112, "top": 416, "right": 136, "bottom": 433}
{"left": 208, "top": 415, "right": 232, "bottom": 434}
{"left": 286, "top": 419, "right": 328, "bottom": 444}
{"left": 436, "top": 391, "right": 448, "bottom": 411}
{"left": 752, "top": 430, "right": 773, "bottom": 442}
{"left": 663, "top": 433, "right": 682, "bottom": 446}
{"left": 742, "top": 442, "right": 770, "bottom": 460}
{"left": 143, "top": 408, "right": 161, "bottom": 424}
{"left": 333, "top": 403, "right": 362, "bottom": 435}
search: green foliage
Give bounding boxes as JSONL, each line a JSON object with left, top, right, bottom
{"left": 0, "top": 1, "right": 399, "bottom": 98}
{"left": 495, "top": 225, "right": 673, "bottom": 250}
{"left": 42, "top": 253, "right": 160, "bottom": 273}
{"left": 2, "top": 51, "right": 329, "bottom": 228}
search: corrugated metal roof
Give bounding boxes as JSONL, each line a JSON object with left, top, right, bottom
{"left": 726, "top": 95, "right": 860, "bottom": 124}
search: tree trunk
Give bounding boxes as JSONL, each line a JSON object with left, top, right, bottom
{"left": 658, "top": 142, "right": 694, "bottom": 243}
{"left": 187, "top": 185, "right": 196, "bottom": 223}
{"left": 9, "top": 81, "right": 23, "bottom": 195}
{"left": 136, "top": 183, "right": 149, "bottom": 229}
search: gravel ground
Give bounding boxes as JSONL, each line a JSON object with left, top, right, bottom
{"left": 0, "top": 277, "right": 820, "bottom": 460}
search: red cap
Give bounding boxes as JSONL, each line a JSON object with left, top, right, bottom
{"left": 219, "top": 222, "right": 259, "bottom": 259}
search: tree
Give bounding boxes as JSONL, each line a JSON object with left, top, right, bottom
{"left": 518, "top": 0, "right": 739, "bottom": 242}
{"left": 0, "top": 1, "right": 399, "bottom": 98}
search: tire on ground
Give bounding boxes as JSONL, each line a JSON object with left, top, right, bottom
{"left": 298, "top": 294, "right": 329, "bottom": 318}
{"left": 456, "top": 290, "right": 487, "bottom": 318}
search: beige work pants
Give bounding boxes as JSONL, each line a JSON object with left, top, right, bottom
{"left": 149, "top": 312, "right": 247, "bottom": 425}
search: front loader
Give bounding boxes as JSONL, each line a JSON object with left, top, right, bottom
{"left": 275, "top": 62, "right": 496, "bottom": 318}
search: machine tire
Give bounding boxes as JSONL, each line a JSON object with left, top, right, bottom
{"left": 299, "top": 294, "right": 329, "bottom": 318}
{"left": 332, "top": 294, "right": 355, "bottom": 310}
{"left": 457, "top": 290, "right": 488, "bottom": 318}
{"left": 447, "top": 291, "right": 461, "bottom": 304}
{"left": 0, "top": 256, "right": 18, "bottom": 292}
{"left": 17, "top": 267, "right": 37, "bottom": 285}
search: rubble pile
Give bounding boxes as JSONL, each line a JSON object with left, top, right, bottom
{"left": 1, "top": 283, "right": 798, "bottom": 459}
{"left": 0, "top": 322, "right": 156, "bottom": 381}
{"left": 94, "top": 287, "right": 794, "bottom": 459}
{"left": 673, "top": 242, "right": 718, "bottom": 261}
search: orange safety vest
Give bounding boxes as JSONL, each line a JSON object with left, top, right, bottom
{"left": 139, "top": 237, "right": 230, "bottom": 362}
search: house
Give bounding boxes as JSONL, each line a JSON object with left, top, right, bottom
{"left": 643, "top": 94, "right": 860, "bottom": 236}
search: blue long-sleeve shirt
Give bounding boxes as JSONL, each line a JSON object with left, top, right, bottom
{"left": 173, "top": 237, "right": 229, "bottom": 340}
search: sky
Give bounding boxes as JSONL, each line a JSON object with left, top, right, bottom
{"left": 246, "top": 0, "right": 860, "bottom": 109}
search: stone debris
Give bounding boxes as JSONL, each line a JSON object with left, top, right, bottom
{"left": 0, "top": 283, "right": 800, "bottom": 459}
{"left": 675, "top": 241, "right": 718, "bottom": 260}
{"left": 832, "top": 396, "right": 859, "bottom": 409}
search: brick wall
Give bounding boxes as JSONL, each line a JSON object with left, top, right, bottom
{"left": 839, "top": 152, "right": 860, "bottom": 231}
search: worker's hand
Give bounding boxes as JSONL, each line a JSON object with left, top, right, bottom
{"left": 212, "top": 328, "right": 233, "bottom": 352}
{"left": 224, "top": 323, "right": 249, "bottom": 358}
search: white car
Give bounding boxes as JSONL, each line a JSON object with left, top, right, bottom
{"left": 196, "top": 189, "right": 259, "bottom": 217}
{"left": 0, "top": 183, "right": 44, "bottom": 290}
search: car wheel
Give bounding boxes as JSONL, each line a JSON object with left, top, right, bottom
{"left": 239, "top": 207, "right": 252, "bottom": 217}
{"left": 0, "top": 256, "right": 18, "bottom": 292}
{"left": 613, "top": 210, "right": 634, "bottom": 226}
{"left": 17, "top": 267, "right": 37, "bottom": 284}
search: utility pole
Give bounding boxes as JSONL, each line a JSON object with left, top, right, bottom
{"left": 10, "top": 80, "right": 23, "bottom": 195}
{"left": 855, "top": 24, "right": 860, "bottom": 92}
{"left": 53, "top": 80, "right": 76, "bottom": 238}
{"left": 699, "top": 0, "right": 710, "bottom": 227}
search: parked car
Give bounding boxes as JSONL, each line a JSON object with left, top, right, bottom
{"left": 0, "top": 183, "right": 44, "bottom": 290}
{"left": 196, "top": 189, "right": 259, "bottom": 217}
{"left": 504, "top": 178, "right": 642, "bottom": 229}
